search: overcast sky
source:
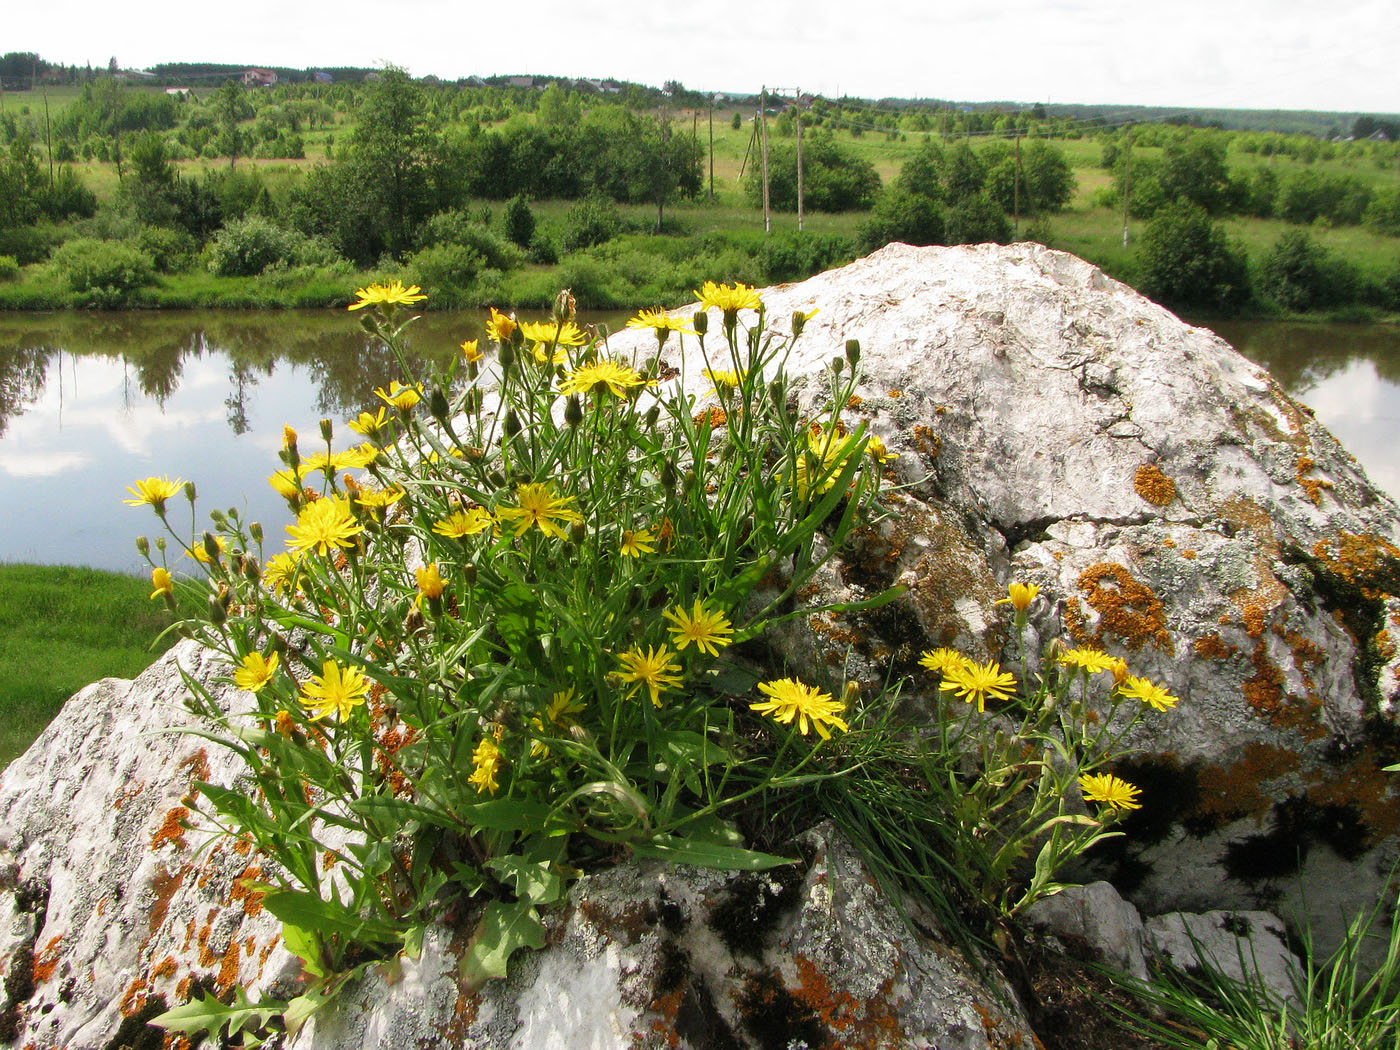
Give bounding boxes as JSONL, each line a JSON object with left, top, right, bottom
{"left": 12, "top": 0, "right": 1400, "bottom": 113}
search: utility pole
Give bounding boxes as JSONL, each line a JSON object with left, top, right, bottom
{"left": 708, "top": 98, "right": 714, "bottom": 200}
{"left": 1013, "top": 128, "right": 1021, "bottom": 238}
{"left": 759, "top": 86, "right": 771, "bottom": 234}
{"left": 1121, "top": 128, "right": 1132, "bottom": 249}
{"left": 795, "top": 88, "right": 805, "bottom": 232}
{"left": 43, "top": 87, "right": 54, "bottom": 189}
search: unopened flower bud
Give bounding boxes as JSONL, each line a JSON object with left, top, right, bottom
{"left": 243, "top": 558, "right": 261, "bottom": 583}
{"left": 569, "top": 521, "right": 586, "bottom": 545}
{"left": 660, "top": 459, "right": 677, "bottom": 490}
{"left": 156, "top": 537, "right": 167, "bottom": 552}
{"left": 692, "top": 310, "right": 708, "bottom": 336}
{"left": 830, "top": 356, "right": 845, "bottom": 374}
{"left": 644, "top": 405, "right": 661, "bottom": 429}
{"left": 502, "top": 410, "right": 521, "bottom": 438}
{"left": 841, "top": 681, "right": 860, "bottom": 707}
{"left": 249, "top": 521, "right": 263, "bottom": 544}
{"left": 553, "top": 288, "right": 576, "bottom": 323}
{"left": 498, "top": 340, "right": 516, "bottom": 371}
{"left": 202, "top": 532, "right": 222, "bottom": 562}
{"left": 270, "top": 633, "right": 289, "bottom": 656}
{"left": 430, "top": 387, "right": 450, "bottom": 421}
{"left": 845, "top": 338, "right": 861, "bottom": 368}
{"left": 207, "top": 593, "right": 227, "bottom": 624}
{"left": 792, "top": 310, "right": 809, "bottom": 338}
{"left": 184, "top": 481, "right": 197, "bottom": 504}
{"left": 463, "top": 563, "right": 478, "bottom": 586}
{"left": 209, "top": 508, "right": 227, "bottom": 528}
{"left": 136, "top": 536, "right": 150, "bottom": 557}
{"left": 564, "top": 395, "right": 583, "bottom": 428}
{"left": 319, "top": 418, "right": 333, "bottom": 443}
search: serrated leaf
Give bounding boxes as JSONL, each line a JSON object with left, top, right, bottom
{"left": 151, "top": 988, "right": 281, "bottom": 1039}
{"left": 631, "top": 837, "right": 795, "bottom": 870}
{"left": 487, "top": 854, "right": 563, "bottom": 905}
{"left": 260, "top": 888, "right": 401, "bottom": 946}
{"left": 279, "top": 922, "right": 326, "bottom": 980}
{"left": 459, "top": 900, "right": 546, "bottom": 986}
{"left": 282, "top": 984, "right": 335, "bottom": 1037}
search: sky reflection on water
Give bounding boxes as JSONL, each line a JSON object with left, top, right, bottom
{"left": 1, "top": 312, "right": 1397, "bottom": 574}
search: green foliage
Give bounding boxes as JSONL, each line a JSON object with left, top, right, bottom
{"left": 745, "top": 130, "right": 882, "bottom": 212}
{"left": 561, "top": 193, "right": 626, "bottom": 252}
{"left": 415, "top": 210, "right": 523, "bottom": 271}
{"left": 1158, "top": 133, "right": 1233, "bottom": 214}
{"left": 858, "top": 186, "right": 945, "bottom": 252}
{"left": 408, "top": 242, "right": 488, "bottom": 298}
{"left": 1259, "top": 230, "right": 1358, "bottom": 312}
{"left": 981, "top": 140, "right": 1076, "bottom": 215}
{"left": 134, "top": 225, "right": 197, "bottom": 273}
{"left": 50, "top": 237, "right": 156, "bottom": 297}
{"left": 1364, "top": 186, "right": 1400, "bottom": 236}
{"left": 1276, "top": 169, "right": 1372, "bottom": 226}
{"left": 946, "top": 193, "right": 1013, "bottom": 245}
{"left": 502, "top": 195, "right": 536, "bottom": 249}
{"left": 207, "top": 216, "right": 338, "bottom": 277}
{"left": 0, "top": 255, "right": 19, "bottom": 282}
{"left": 1136, "top": 202, "right": 1250, "bottom": 312}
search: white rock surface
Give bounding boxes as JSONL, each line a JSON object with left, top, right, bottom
{"left": 1146, "top": 909, "right": 1301, "bottom": 1006}
{"left": 1024, "top": 881, "right": 1150, "bottom": 980}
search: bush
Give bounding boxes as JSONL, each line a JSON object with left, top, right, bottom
{"left": 1136, "top": 201, "right": 1250, "bottom": 312}
{"left": 50, "top": 238, "right": 156, "bottom": 295}
{"left": 417, "top": 209, "right": 523, "bottom": 272}
{"left": 1259, "top": 230, "right": 1358, "bottom": 312}
{"left": 561, "top": 194, "right": 625, "bottom": 252}
{"left": 858, "top": 186, "right": 945, "bottom": 253}
{"left": 208, "top": 216, "right": 339, "bottom": 277}
{"left": 409, "top": 243, "right": 488, "bottom": 296}
{"left": 944, "top": 193, "right": 1013, "bottom": 245}
{"left": 0, "top": 223, "right": 65, "bottom": 265}
{"left": 754, "top": 232, "right": 855, "bottom": 282}
{"left": 135, "top": 225, "right": 197, "bottom": 274}
{"left": 502, "top": 195, "right": 536, "bottom": 249}
{"left": 0, "top": 255, "right": 19, "bottom": 282}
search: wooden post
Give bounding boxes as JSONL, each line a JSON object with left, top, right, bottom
{"left": 760, "top": 86, "right": 771, "bottom": 233}
{"left": 708, "top": 100, "right": 714, "bottom": 200}
{"left": 1122, "top": 128, "right": 1132, "bottom": 249}
{"left": 1013, "top": 129, "right": 1021, "bottom": 237}
{"left": 795, "top": 88, "right": 805, "bottom": 232}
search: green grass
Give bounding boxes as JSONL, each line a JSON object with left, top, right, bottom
{"left": 0, "top": 563, "right": 177, "bottom": 768}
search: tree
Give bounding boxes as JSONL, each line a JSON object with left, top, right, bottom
{"left": 502, "top": 194, "right": 536, "bottom": 248}
{"left": 744, "top": 130, "right": 880, "bottom": 212}
{"left": 858, "top": 185, "right": 945, "bottom": 252}
{"left": 1259, "top": 230, "right": 1356, "bottom": 311}
{"left": 1158, "top": 134, "right": 1232, "bottom": 214}
{"left": 214, "top": 81, "right": 248, "bottom": 170}
{"left": 1136, "top": 201, "right": 1250, "bottom": 312}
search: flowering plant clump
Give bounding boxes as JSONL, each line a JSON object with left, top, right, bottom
{"left": 134, "top": 282, "right": 897, "bottom": 1032}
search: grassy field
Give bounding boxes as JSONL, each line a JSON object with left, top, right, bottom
{"left": 0, "top": 563, "right": 176, "bottom": 768}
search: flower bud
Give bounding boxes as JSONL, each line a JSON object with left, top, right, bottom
{"left": 692, "top": 310, "right": 708, "bottom": 336}
{"left": 830, "top": 356, "right": 845, "bottom": 374}
{"left": 203, "top": 532, "right": 222, "bottom": 562}
{"left": 570, "top": 520, "right": 586, "bottom": 545}
{"left": 243, "top": 557, "right": 261, "bottom": 584}
{"left": 156, "top": 537, "right": 167, "bottom": 552}
{"left": 553, "top": 288, "right": 576, "bottom": 324}
{"left": 841, "top": 681, "right": 860, "bottom": 707}
{"left": 845, "top": 338, "right": 861, "bottom": 368}
{"left": 644, "top": 405, "right": 661, "bottom": 429}
{"left": 502, "top": 409, "right": 521, "bottom": 438}
{"left": 319, "top": 418, "right": 333, "bottom": 443}
{"left": 184, "top": 481, "right": 198, "bottom": 504}
{"left": 209, "top": 508, "right": 227, "bottom": 528}
{"left": 792, "top": 310, "right": 809, "bottom": 338}
{"left": 270, "top": 633, "right": 289, "bottom": 656}
{"left": 249, "top": 521, "right": 263, "bottom": 544}
{"left": 564, "top": 395, "right": 583, "bottom": 428}
{"left": 498, "top": 340, "right": 516, "bottom": 371}
{"left": 660, "top": 459, "right": 677, "bottom": 491}
{"left": 769, "top": 379, "right": 787, "bottom": 413}
{"left": 430, "top": 387, "right": 451, "bottom": 421}
{"left": 136, "top": 536, "right": 150, "bottom": 557}
{"left": 207, "top": 593, "right": 227, "bottom": 624}
{"left": 463, "top": 563, "right": 478, "bottom": 586}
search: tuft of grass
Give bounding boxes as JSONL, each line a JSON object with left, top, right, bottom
{"left": 0, "top": 563, "right": 177, "bottom": 768}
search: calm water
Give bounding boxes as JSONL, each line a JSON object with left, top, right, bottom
{"left": 1, "top": 312, "right": 1397, "bottom": 574}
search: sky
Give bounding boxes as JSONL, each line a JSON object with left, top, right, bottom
{"left": 11, "top": 0, "right": 1400, "bottom": 114}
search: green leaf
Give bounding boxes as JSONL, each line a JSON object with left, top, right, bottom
{"left": 260, "top": 888, "right": 402, "bottom": 946}
{"left": 279, "top": 922, "right": 327, "bottom": 980}
{"left": 631, "top": 837, "right": 795, "bottom": 871}
{"left": 282, "top": 984, "right": 336, "bottom": 1037}
{"left": 461, "top": 798, "right": 561, "bottom": 833}
{"left": 487, "top": 854, "right": 564, "bottom": 905}
{"left": 151, "top": 987, "right": 282, "bottom": 1039}
{"left": 459, "top": 900, "right": 546, "bottom": 986}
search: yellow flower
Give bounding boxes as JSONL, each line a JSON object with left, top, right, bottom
{"left": 1117, "top": 674, "right": 1179, "bottom": 712}
{"left": 1078, "top": 772, "right": 1142, "bottom": 811}
{"left": 188, "top": 534, "right": 227, "bottom": 564}
{"left": 614, "top": 644, "right": 683, "bottom": 707}
{"left": 282, "top": 425, "right": 298, "bottom": 450}
{"left": 297, "top": 451, "right": 336, "bottom": 477}
{"left": 263, "top": 551, "right": 301, "bottom": 595}
{"left": 520, "top": 319, "right": 587, "bottom": 363}
{"left": 1108, "top": 657, "right": 1129, "bottom": 685}
{"left": 867, "top": 436, "right": 898, "bottom": 464}
{"left": 626, "top": 309, "right": 693, "bottom": 337}
{"left": 149, "top": 567, "right": 173, "bottom": 600}
{"left": 233, "top": 651, "right": 279, "bottom": 694}
{"left": 496, "top": 482, "right": 583, "bottom": 539}
{"left": 347, "top": 281, "right": 426, "bottom": 311}
{"left": 123, "top": 476, "right": 184, "bottom": 512}
{"left": 460, "top": 338, "right": 482, "bottom": 362}
{"left": 268, "top": 469, "right": 302, "bottom": 499}
{"left": 347, "top": 408, "right": 390, "bottom": 436}
{"left": 374, "top": 382, "right": 422, "bottom": 412}
{"left": 415, "top": 562, "right": 447, "bottom": 600}
{"left": 662, "top": 600, "right": 735, "bottom": 657}
{"left": 750, "top": 677, "right": 849, "bottom": 740}
{"left": 558, "top": 360, "right": 646, "bottom": 399}
{"left": 432, "top": 507, "right": 495, "bottom": 538}
{"left": 544, "top": 687, "right": 584, "bottom": 726}
{"left": 939, "top": 659, "right": 1017, "bottom": 712}
{"left": 918, "top": 647, "right": 965, "bottom": 674}
{"left": 995, "top": 583, "right": 1040, "bottom": 611}
{"left": 620, "top": 528, "right": 656, "bottom": 558}
{"left": 695, "top": 280, "right": 762, "bottom": 317}
{"left": 468, "top": 734, "right": 503, "bottom": 795}
{"left": 485, "top": 307, "right": 517, "bottom": 343}
{"left": 1057, "top": 648, "right": 1119, "bottom": 674}
{"left": 300, "top": 660, "right": 372, "bottom": 721}
{"left": 286, "top": 497, "right": 363, "bottom": 556}
{"left": 354, "top": 486, "right": 405, "bottom": 511}
{"left": 337, "top": 443, "right": 380, "bottom": 470}
{"left": 702, "top": 368, "right": 745, "bottom": 395}
{"left": 790, "top": 429, "right": 860, "bottom": 498}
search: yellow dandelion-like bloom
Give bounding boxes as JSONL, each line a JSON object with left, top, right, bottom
{"left": 354, "top": 486, "right": 404, "bottom": 511}
{"left": 918, "top": 647, "right": 966, "bottom": 675}
{"left": 485, "top": 307, "right": 517, "bottom": 343}
{"left": 268, "top": 469, "right": 302, "bottom": 500}
{"left": 1078, "top": 772, "right": 1142, "bottom": 811}
{"left": 282, "top": 425, "right": 298, "bottom": 451}
{"left": 545, "top": 687, "right": 584, "bottom": 726}
{"left": 415, "top": 562, "right": 446, "bottom": 599}
{"left": 520, "top": 318, "right": 587, "bottom": 350}
{"left": 750, "top": 677, "right": 850, "bottom": 740}
{"left": 263, "top": 551, "right": 301, "bottom": 595}
{"left": 149, "top": 567, "right": 173, "bottom": 600}
{"left": 620, "top": 528, "right": 656, "bottom": 558}
{"left": 662, "top": 600, "right": 735, "bottom": 658}
{"left": 188, "top": 534, "right": 227, "bottom": 564}
{"left": 1117, "top": 674, "right": 1179, "bottom": 712}
{"left": 867, "top": 436, "right": 898, "bottom": 464}
{"left": 940, "top": 659, "right": 1017, "bottom": 712}
{"left": 300, "top": 660, "right": 371, "bottom": 721}
{"left": 1057, "top": 648, "right": 1120, "bottom": 674}
{"left": 703, "top": 368, "right": 746, "bottom": 395}
{"left": 496, "top": 482, "right": 583, "bottom": 539}
{"left": 347, "top": 281, "right": 426, "bottom": 311}
{"left": 614, "top": 645, "right": 684, "bottom": 707}
{"left": 995, "top": 582, "right": 1040, "bottom": 611}
{"left": 374, "top": 382, "right": 422, "bottom": 412}
{"left": 468, "top": 735, "right": 503, "bottom": 795}
{"left": 432, "top": 507, "right": 495, "bottom": 538}
{"left": 460, "top": 338, "right": 482, "bottom": 362}
{"left": 123, "top": 476, "right": 184, "bottom": 512}
{"left": 790, "top": 429, "right": 860, "bottom": 498}
{"left": 695, "top": 280, "right": 762, "bottom": 317}
{"left": 336, "top": 443, "right": 380, "bottom": 470}
{"left": 347, "top": 408, "right": 390, "bottom": 436}
{"left": 559, "top": 360, "right": 646, "bottom": 399}
{"left": 297, "top": 451, "right": 337, "bottom": 477}
{"left": 286, "top": 497, "right": 363, "bottom": 556}
{"left": 626, "top": 309, "right": 693, "bottom": 337}
{"left": 233, "top": 651, "right": 279, "bottom": 694}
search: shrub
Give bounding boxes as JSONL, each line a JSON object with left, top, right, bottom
{"left": 1259, "top": 230, "right": 1358, "bottom": 312}
{"left": 1136, "top": 201, "right": 1250, "bottom": 312}
{"left": 502, "top": 194, "right": 536, "bottom": 249}
{"left": 408, "top": 242, "right": 488, "bottom": 295}
{"left": 561, "top": 193, "right": 625, "bottom": 252}
{"left": 135, "top": 225, "right": 197, "bottom": 274}
{"left": 944, "top": 192, "right": 1013, "bottom": 245}
{"left": 50, "top": 238, "right": 156, "bottom": 294}
{"left": 0, "top": 255, "right": 19, "bottom": 282}
{"left": 417, "top": 209, "right": 524, "bottom": 271}
{"left": 858, "top": 186, "right": 946, "bottom": 253}
{"left": 208, "top": 217, "right": 339, "bottom": 277}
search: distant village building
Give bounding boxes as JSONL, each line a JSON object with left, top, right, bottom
{"left": 164, "top": 87, "right": 190, "bottom": 98}
{"left": 241, "top": 68, "right": 278, "bottom": 88}
{"left": 310, "top": 70, "right": 333, "bottom": 84}
{"left": 505, "top": 75, "right": 534, "bottom": 89}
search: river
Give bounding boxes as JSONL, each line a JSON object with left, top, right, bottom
{"left": 0, "top": 312, "right": 1396, "bottom": 574}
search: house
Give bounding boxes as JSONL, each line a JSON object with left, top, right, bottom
{"left": 241, "top": 69, "right": 278, "bottom": 88}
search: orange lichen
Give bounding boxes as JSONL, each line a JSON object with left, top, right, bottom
{"left": 1377, "top": 629, "right": 1396, "bottom": 660}
{"left": 175, "top": 749, "right": 210, "bottom": 784}
{"left": 692, "top": 406, "right": 728, "bottom": 427}
{"left": 151, "top": 956, "right": 178, "bottom": 980}
{"left": 1242, "top": 602, "right": 1269, "bottom": 639}
{"left": 214, "top": 940, "right": 242, "bottom": 996}
{"left": 1311, "top": 532, "right": 1400, "bottom": 601}
{"left": 1133, "top": 464, "right": 1176, "bottom": 506}
{"left": 1162, "top": 537, "right": 1177, "bottom": 548}
{"left": 1193, "top": 633, "right": 1238, "bottom": 661}
{"left": 1306, "top": 748, "right": 1400, "bottom": 842}
{"left": 1195, "top": 743, "right": 1302, "bottom": 824}
{"left": 1240, "top": 641, "right": 1325, "bottom": 737}
{"left": 230, "top": 865, "right": 266, "bottom": 917}
{"left": 1182, "top": 549, "right": 1197, "bottom": 559}
{"left": 846, "top": 394, "right": 864, "bottom": 409}
{"left": 887, "top": 389, "right": 903, "bottom": 398}
{"left": 787, "top": 955, "right": 905, "bottom": 1042}
{"left": 910, "top": 425, "right": 941, "bottom": 459}
{"left": 1065, "top": 562, "right": 1173, "bottom": 652}
{"left": 1217, "top": 497, "right": 1280, "bottom": 559}
{"left": 119, "top": 975, "right": 148, "bottom": 1018}
{"left": 31, "top": 935, "right": 63, "bottom": 984}
{"left": 112, "top": 780, "right": 145, "bottom": 811}
{"left": 150, "top": 807, "right": 190, "bottom": 851}
{"left": 1295, "top": 455, "right": 1333, "bottom": 507}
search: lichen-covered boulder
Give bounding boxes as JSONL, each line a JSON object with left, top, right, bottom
{"left": 602, "top": 242, "right": 1400, "bottom": 950}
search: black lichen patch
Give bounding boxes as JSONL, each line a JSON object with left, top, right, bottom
{"left": 675, "top": 973, "right": 744, "bottom": 1050}
{"left": 101, "top": 993, "right": 168, "bottom": 1050}
{"left": 736, "top": 968, "right": 828, "bottom": 1050}
{"left": 653, "top": 888, "right": 687, "bottom": 937}
{"left": 706, "top": 866, "right": 805, "bottom": 959}
{"left": 1219, "top": 913, "right": 1253, "bottom": 936}
{"left": 1310, "top": 802, "right": 1371, "bottom": 861}
{"left": 1221, "top": 797, "right": 1312, "bottom": 883}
